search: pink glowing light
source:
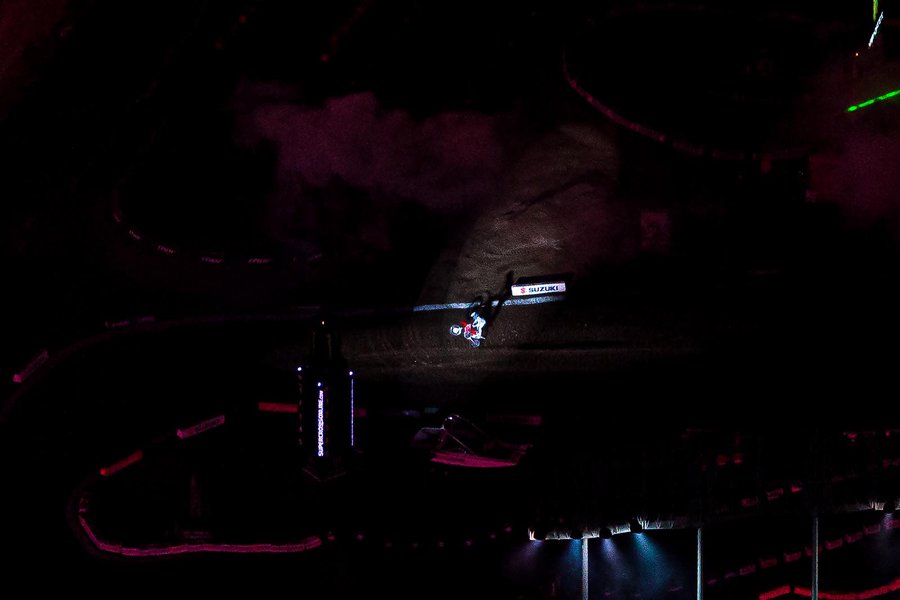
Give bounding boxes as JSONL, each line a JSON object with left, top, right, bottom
{"left": 430, "top": 452, "right": 523, "bottom": 468}
{"left": 79, "top": 514, "right": 322, "bottom": 556}
{"left": 804, "top": 545, "right": 823, "bottom": 557}
{"left": 99, "top": 450, "right": 143, "bottom": 477}
{"left": 12, "top": 349, "right": 49, "bottom": 383}
{"left": 176, "top": 415, "right": 225, "bottom": 440}
{"left": 766, "top": 488, "right": 784, "bottom": 501}
{"left": 759, "top": 585, "right": 792, "bottom": 600}
{"left": 858, "top": 581, "right": 900, "bottom": 599}
{"left": 257, "top": 402, "right": 298, "bottom": 413}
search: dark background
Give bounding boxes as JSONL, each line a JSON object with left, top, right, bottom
{"left": 2, "top": 1, "right": 900, "bottom": 598}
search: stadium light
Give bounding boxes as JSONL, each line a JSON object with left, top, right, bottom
{"left": 629, "top": 518, "right": 644, "bottom": 534}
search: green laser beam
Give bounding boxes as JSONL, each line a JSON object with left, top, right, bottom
{"left": 847, "top": 88, "right": 900, "bottom": 112}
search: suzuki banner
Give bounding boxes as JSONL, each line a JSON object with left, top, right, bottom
{"left": 511, "top": 282, "right": 566, "bottom": 297}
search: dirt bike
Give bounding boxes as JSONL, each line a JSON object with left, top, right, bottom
{"left": 449, "top": 320, "right": 482, "bottom": 347}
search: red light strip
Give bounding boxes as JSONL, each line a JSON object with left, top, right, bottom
{"left": 99, "top": 450, "right": 143, "bottom": 477}
{"left": 79, "top": 514, "right": 322, "bottom": 556}
{"left": 766, "top": 488, "right": 785, "bottom": 501}
{"left": 760, "top": 585, "right": 792, "bottom": 600}
{"left": 714, "top": 518, "right": 895, "bottom": 584}
{"left": 12, "top": 349, "right": 49, "bottom": 383}
{"left": 257, "top": 402, "right": 298, "bottom": 413}
{"left": 845, "top": 531, "right": 864, "bottom": 544}
{"left": 776, "top": 580, "right": 900, "bottom": 600}
{"left": 563, "top": 52, "right": 807, "bottom": 162}
{"left": 176, "top": 415, "right": 225, "bottom": 440}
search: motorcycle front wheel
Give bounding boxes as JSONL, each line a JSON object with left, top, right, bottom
{"left": 449, "top": 324, "right": 463, "bottom": 336}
